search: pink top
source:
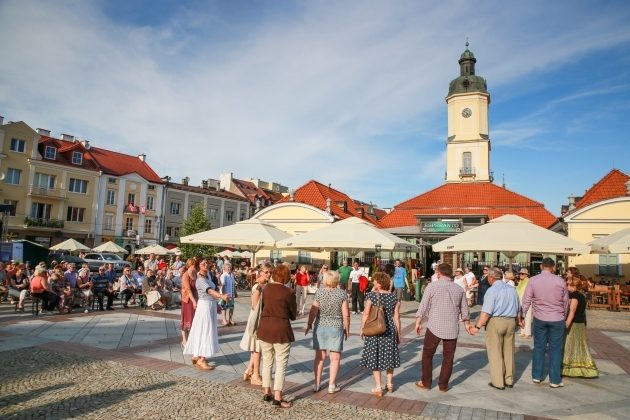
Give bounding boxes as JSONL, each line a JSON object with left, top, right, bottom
{"left": 521, "top": 270, "right": 568, "bottom": 322}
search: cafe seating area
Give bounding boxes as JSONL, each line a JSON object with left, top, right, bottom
{"left": 588, "top": 284, "right": 630, "bottom": 311}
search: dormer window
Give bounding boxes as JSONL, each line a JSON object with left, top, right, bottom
{"left": 72, "top": 151, "right": 83, "bottom": 165}
{"left": 44, "top": 146, "right": 57, "bottom": 160}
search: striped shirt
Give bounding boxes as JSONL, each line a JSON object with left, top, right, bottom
{"left": 415, "top": 277, "right": 470, "bottom": 340}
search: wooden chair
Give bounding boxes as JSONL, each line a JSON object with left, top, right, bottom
{"left": 588, "top": 285, "right": 611, "bottom": 310}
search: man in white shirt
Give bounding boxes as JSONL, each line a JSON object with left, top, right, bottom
{"left": 349, "top": 261, "right": 364, "bottom": 314}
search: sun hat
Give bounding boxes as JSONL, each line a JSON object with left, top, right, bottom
{"left": 519, "top": 268, "right": 529, "bottom": 275}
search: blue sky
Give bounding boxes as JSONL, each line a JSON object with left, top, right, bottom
{"left": 1, "top": 0, "right": 629, "bottom": 216}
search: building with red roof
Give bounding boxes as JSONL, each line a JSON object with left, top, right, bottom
{"left": 219, "top": 172, "right": 288, "bottom": 216}
{"left": 382, "top": 44, "right": 557, "bottom": 271}
{"left": 277, "top": 180, "right": 384, "bottom": 226}
{"left": 560, "top": 169, "right": 630, "bottom": 280}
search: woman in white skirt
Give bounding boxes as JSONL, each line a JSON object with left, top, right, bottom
{"left": 239, "top": 262, "right": 271, "bottom": 385}
{"left": 183, "top": 259, "right": 230, "bottom": 370}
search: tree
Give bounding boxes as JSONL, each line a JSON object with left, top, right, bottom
{"left": 179, "top": 204, "right": 215, "bottom": 259}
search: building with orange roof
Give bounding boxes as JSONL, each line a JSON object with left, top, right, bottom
{"left": 0, "top": 117, "right": 165, "bottom": 253}
{"left": 559, "top": 169, "right": 630, "bottom": 281}
{"left": 382, "top": 44, "right": 557, "bottom": 272}
{"left": 219, "top": 172, "right": 288, "bottom": 216}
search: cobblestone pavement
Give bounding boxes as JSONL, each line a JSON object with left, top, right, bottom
{"left": 0, "top": 348, "right": 429, "bottom": 419}
{"left": 1, "top": 295, "right": 629, "bottom": 419}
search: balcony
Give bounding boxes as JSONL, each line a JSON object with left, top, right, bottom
{"left": 123, "top": 203, "right": 140, "bottom": 214}
{"left": 459, "top": 167, "right": 476, "bottom": 178}
{"left": 24, "top": 216, "right": 64, "bottom": 229}
{"left": 28, "top": 185, "right": 67, "bottom": 199}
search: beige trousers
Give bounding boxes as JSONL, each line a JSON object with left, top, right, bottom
{"left": 260, "top": 340, "right": 291, "bottom": 391}
{"left": 485, "top": 317, "right": 516, "bottom": 387}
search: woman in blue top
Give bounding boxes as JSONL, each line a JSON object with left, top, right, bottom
{"left": 183, "top": 259, "right": 230, "bottom": 370}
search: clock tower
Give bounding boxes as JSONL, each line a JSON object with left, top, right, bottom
{"left": 445, "top": 43, "right": 493, "bottom": 183}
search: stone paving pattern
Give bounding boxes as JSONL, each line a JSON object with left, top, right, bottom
{"left": 1, "top": 293, "right": 629, "bottom": 419}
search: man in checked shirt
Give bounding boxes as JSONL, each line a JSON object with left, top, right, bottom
{"left": 415, "top": 263, "right": 473, "bottom": 392}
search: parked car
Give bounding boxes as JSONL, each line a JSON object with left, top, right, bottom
{"left": 82, "top": 252, "right": 131, "bottom": 273}
{"left": 47, "top": 253, "right": 86, "bottom": 267}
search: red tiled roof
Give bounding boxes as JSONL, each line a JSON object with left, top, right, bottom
{"left": 380, "top": 182, "right": 557, "bottom": 229}
{"left": 88, "top": 147, "right": 162, "bottom": 183}
{"left": 573, "top": 169, "right": 630, "bottom": 211}
{"left": 278, "top": 180, "right": 383, "bottom": 226}
{"left": 233, "top": 179, "right": 271, "bottom": 204}
{"left": 38, "top": 137, "right": 100, "bottom": 171}
{"left": 38, "top": 137, "right": 162, "bottom": 183}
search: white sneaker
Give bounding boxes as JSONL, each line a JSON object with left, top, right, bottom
{"left": 549, "top": 382, "right": 564, "bottom": 388}
{"left": 532, "top": 379, "right": 541, "bottom": 384}
{"left": 328, "top": 385, "right": 341, "bottom": 394}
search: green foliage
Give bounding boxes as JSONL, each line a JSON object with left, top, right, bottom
{"left": 179, "top": 204, "right": 216, "bottom": 259}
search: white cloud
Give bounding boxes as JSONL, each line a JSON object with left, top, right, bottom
{"left": 1, "top": 0, "right": 629, "bottom": 209}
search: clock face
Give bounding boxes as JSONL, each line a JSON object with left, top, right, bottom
{"left": 461, "top": 108, "right": 472, "bottom": 118}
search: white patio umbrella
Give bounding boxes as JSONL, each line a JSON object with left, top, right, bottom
{"left": 276, "top": 217, "right": 421, "bottom": 256}
{"left": 433, "top": 215, "right": 590, "bottom": 258}
{"left": 92, "top": 241, "right": 128, "bottom": 254}
{"left": 216, "top": 249, "right": 235, "bottom": 258}
{"left": 168, "top": 247, "right": 182, "bottom": 256}
{"left": 50, "top": 238, "right": 91, "bottom": 252}
{"left": 180, "top": 219, "right": 292, "bottom": 264}
{"left": 589, "top": 226, "right": 630, "bottom": 254}
{"left": 134, "top": 244, "right": 171, "bottom": 255}
{"left": 238, "top": 251, "right": 253, "bottom": 259}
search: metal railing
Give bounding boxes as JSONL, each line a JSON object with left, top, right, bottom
{"left": 28, "top": 185, "right": 67, "bottom": 199}
{"left": 459, "top": 167, "right": 476, "bottom": 177}
{"left": 24, "top": 216, "right": 64, "bottom": 228}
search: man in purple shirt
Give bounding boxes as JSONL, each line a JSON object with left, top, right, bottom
{"left": 415, "top": 263, "right": 473, "bottom": 392}
{"left": 521, "top": 257, "right": 568, "bottom": 388}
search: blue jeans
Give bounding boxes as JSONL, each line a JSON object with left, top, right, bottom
{"left": 532, "top": 318, "right": 565, "bottom": 384}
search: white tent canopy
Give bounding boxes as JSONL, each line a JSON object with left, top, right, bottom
{"left": 589, "top": 227, "right": 630, "bottom": 254}
{"left": 216, "top": 249, "right": 236, "bottom": 258}
{"left": 180, "top": 219, "right": 291, "bottom": 252}
{"left": 92, "top": 241, "right": 128, "bottom": 254}
{"left": 276, "top": 217, "right": 421, "bottom": 256}
{"left": 180, "top": 219, "right": 292, "bottom": 264}
{"left": 50, "top": 238, "right": 91, "bottom": 252}
{"left": 168, "top": 247, "right": 182, "bottom": 256}
{"left": 134, "top": 244, "right": 171, "bottom": 255}
{"left": 433, "top": 214, "right": 590, "bottom": 255}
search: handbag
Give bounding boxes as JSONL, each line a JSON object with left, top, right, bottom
{"left": 362, "top": 294, "right": 386, "bottom": 337}
{"left": 245, "top": 287, "right": 264, "bottom": 337}
{"left": 307, "top": 283, "right": 318, "bottom": 294}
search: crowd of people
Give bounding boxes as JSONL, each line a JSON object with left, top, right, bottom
{"left": 1, "top": 253, "right": 601, "bottom": 409}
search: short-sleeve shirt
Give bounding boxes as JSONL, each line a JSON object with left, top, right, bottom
{"left": 570, "top": 291, "right": 587, "bottom": 324}
{"left": 314, "top": 288, "right": 347, "bottom": 329}
{"left": 393, "top": 267, "right": 407, "bottom": 288}
{"left": 481, "top": 280, "right": 520, "bottom": 317}
{"left": 196, "top": 273, "right": 217, "bottom": 302}
{"left": 338, "top": 266, "right": 352, "bottom": 285}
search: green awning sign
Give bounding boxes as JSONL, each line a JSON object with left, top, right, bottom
{"left": 421, "top": 221, "right": 463, "bottom": 234}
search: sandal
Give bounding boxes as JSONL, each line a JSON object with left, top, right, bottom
{"left": 371, "top": 387, "right": 383, "bottom": 397}
{"left": 386, "top": 383, "right": 394, "bottom": 392}
{"left": 262, "top": 394, "right": 273, "bottom": 402}
{"left": 191, "top": 357, "right": 199, "bottom": 365}
{"left": 272, "top": 399, "right": 292, "bottom": 408}
{"left": 196, "top": 359, "right": 214, "bottom": 370}
{"left": 243, "top": 368, "right": 253, "bottom": 381}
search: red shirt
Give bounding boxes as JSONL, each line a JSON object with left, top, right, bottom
{"left": 295, "top": 271, "right": 310, "bottom": 287}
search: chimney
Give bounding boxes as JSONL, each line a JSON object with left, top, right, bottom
{"left": 80, "top": 139, "right": 90, "bottom": 149}
{"left": 201, "top": 180, "right": 208, "bottom": 189}
{"left": 568, "top": 194, "right": 576, "bottom": 211}
{"left": 60, "top": 133, "right": 74, "bottom": 141}
{"left": 326, "top": 197, "right": 332, "bottom": 214}
{"left": 219, "top": 172, "right": 233, "bottom": 190}
{"left": 36, "top": 128, "right": 51, "bottom": 136}
{"left": 289, "top": 189, "right": 295, "bottom": 202}
{"left": 626, "top": 180, "right": 630, "bottom": 195}
{"left": 182, "top": 177, "right": 189, "bottom": 186}
{"left": 207, "top": 179, "right": 219, "bottom": 190}
{"left": 138, "top": 153, "right": 146, "bottom": 162}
